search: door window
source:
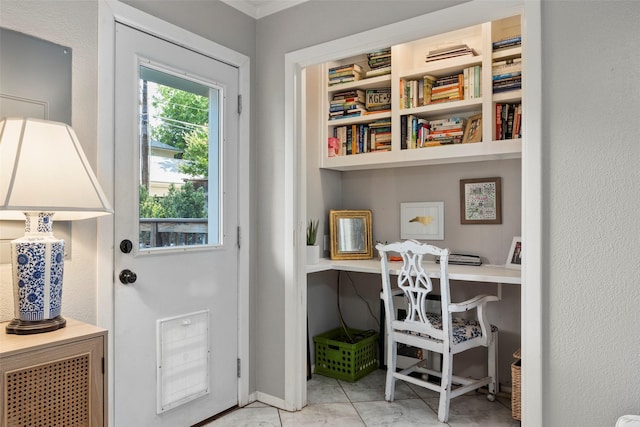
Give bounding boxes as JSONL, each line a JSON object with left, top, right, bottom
{"left": 138, "top": 65, "right": 222, "bottom": 249}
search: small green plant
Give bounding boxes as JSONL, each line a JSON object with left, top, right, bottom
{"left": 306, "top": 219, "right": 319, "bottom": 246}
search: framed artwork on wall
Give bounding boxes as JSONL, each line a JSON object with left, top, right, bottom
{"left": 400, "top": 202, "right": 444, "bottom": 240}
{"left": 460, "top": 177, "right": 502, "bottom": 224}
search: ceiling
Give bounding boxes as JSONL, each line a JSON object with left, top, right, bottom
{"left": 220, "top": 0, "right": 309, "bottom": 19}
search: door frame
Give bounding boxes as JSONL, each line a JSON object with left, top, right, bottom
{"left": 283, "top": 0, "right": 542, "bottom": 423}
{"left": 97, "top": 1, "right": 251, "bottom": 424}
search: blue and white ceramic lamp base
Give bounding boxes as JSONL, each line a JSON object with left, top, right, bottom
{"left": 6, "top": 212, "right": 67, "bottom": 334}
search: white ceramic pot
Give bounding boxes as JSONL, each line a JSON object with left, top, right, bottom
{"left": 306, "top": 245, "right": 320, "bottom": 265}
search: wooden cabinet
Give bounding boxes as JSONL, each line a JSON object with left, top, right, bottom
{"left": 0, "top": 318, "right": 107, "bottom": 427}
{"left": 320, "top": 13, "right": 523, "bottom": 171}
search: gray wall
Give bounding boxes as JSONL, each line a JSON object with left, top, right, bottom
{"left": 542, "top": 1, "right": 640, "bottom": 424}
{"left": 256, "top": 0, "right": 469, "bottom": 401}
{"left": 4, "top": 1, "right": 640, "bottom": 424}
{"left": 260, "top": 0, "right": 640, "bottom": 425}
{"left": 1, "top": 1, "right": 101, "bottom": 324}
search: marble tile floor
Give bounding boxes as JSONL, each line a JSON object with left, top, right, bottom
{"left": 204, "top": 369, "right": 520, "bottom": 426}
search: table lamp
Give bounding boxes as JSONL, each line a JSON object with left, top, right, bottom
{"left": 0, "top": 117, "right": 113, "bottom": 334}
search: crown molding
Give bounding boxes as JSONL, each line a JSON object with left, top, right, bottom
{"left": 220, "top": 0, "right": 308, "bottom": 19}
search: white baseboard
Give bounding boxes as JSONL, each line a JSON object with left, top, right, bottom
{"left": 255, "top": 391, "right": 291, "bottom": 411}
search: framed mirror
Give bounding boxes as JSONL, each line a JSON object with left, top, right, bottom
{"left": 329, "top": 210, "right": 373, "bottom": 260}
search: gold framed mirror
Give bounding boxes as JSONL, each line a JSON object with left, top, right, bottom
{"left": 329, "top": 210, "right": 373, "bottom": 260}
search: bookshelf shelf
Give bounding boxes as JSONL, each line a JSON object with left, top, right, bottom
{"left": 327, "top": 111, "right": 391, "bottom": 127}
{"left": 401, "top": 98, "right": 483, "bottom": 117}
{"left": 328, "top": 74, "right": 391, "bottom": 93}
{"left": 400, "top": 55, "right": 484, "bottom": 81}
{"left": 320, "top": 14, "right": 522, "bottom": 171}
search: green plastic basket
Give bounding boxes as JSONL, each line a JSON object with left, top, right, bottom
{"left": 314, "top": 328, "right": 378, "bottom": 382}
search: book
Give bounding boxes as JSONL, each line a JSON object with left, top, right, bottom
{"left": 365, "top": 66, "right": 391, "bottom": 78}
{"left": 328, "top": 63, "right": 363, "bottom": 74}
{"left": 493, "top": 71, "right": 522, "bottom": 80}
{"left": 492, "top": 35, "right": 522, "bottom": 50}
{"left": 329, "top": 102, "right": 366, "bottom": 113}
{"left": 425, "top": 44, "right": 477, "bottom": 62}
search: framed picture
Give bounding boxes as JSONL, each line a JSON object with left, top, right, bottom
{"left": 329, "top": 210, "right": 373, "bottom": 260}
{"left": 506, "top": 236, "right": 522, "bottom": 270}
{"left": 460, "top": 177, "right": 502, "bottom": 224}
{"left": 400, "top": 202, "right": 444, "bottom": 240}
{"left": 462, "top": 113, "right": 482, "bottom": 144}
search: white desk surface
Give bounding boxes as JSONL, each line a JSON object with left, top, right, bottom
{"left": 307, "top": 258, "right": 521, "bottom": 285}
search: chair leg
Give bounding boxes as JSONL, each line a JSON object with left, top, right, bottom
{"left": 438, "top": 350, "right": 454, "bottom": 423}
{"left": 488, "top": 330, "right": 498, "bottom": 395}
{"left": 385, "top": 336, "right": 397, "bottom": 402}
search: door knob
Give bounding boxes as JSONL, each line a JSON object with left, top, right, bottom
{"left": 119, "top": 269, "right": 137, "bottom": 285}
{"left": 120, "top": 239, "right": 133, "bottom": 253}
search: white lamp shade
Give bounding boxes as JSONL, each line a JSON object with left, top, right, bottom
{"left": 0, "top": 117, "right": 113, "bottom": 220}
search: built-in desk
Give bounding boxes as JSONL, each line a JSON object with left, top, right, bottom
{"left": 307, "top": 258, "right": 521, "bottom": 372}
{"left": 307, "top": 258, "right": 521, "bottom": 286}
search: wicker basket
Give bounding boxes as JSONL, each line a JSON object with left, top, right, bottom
{"left": 511, "top": 348, "right": 521, "bottom": 421}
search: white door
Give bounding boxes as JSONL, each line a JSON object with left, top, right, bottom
{"left": 114, "top": 23, "right": 239, "bottom": 426}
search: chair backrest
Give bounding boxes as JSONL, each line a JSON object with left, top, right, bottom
{"left": 377, "top": 240, "right": 452, "bottom": 343}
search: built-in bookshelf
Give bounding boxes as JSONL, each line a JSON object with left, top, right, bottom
{"left": 321, "top": 15, "right": 522, "bottom": 171}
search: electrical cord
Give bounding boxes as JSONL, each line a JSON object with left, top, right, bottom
{"left": 336, "top": 270, "right": 380, "bottom": 343}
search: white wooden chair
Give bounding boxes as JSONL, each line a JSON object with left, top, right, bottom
{"left": 377, "top": 240, "right": 499, "bottom": 423}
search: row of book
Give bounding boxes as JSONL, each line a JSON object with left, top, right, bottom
{"left": 331, "top": 118, "right": 392, "bottom": 155}
{"left": 401, "top": 115, "right": 468, "bottom": 149}
{"left": 400, "top": 65, "right": 481, "bottom": 109}
{"left": 496, "top": 102, "right": 522, "bottom": 140}
{"left": 493, "top": 57, "right": 521, "bottom": 93}
{"left": 426, "top": 44, "right": 477, "bottom": 62}
{"left": 329, "top": 88, "right": 390, "bottom": 121}
{"left": 492, "top": 35, "right": 521, "bottom": 51}
{"left": 366, "top": 47, "right": 391, "bottom": 78}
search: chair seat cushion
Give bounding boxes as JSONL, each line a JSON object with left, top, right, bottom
{"left": 413, "top": 314, "right": 498, "bottom": 345}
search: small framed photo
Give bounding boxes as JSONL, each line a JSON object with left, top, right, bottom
{"left": 506, "top": 236, "right": 522, "bottom": 270}
{"left": 400, "top": 202, "right": 444, "bottom": 240}
{"left": 460, "top": 177, "right": 502, "bottom": 224}
{"left": 462, "top": 113, "right": 482, "bottom": 144}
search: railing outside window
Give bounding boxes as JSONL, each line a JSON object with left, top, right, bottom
{"left": 139, "top": 218, "right": 208, "bottom": 248}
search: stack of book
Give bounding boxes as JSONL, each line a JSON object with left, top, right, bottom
{"left": 495, "top": 102, "right": 522, "bottom": 140}
{"left": 492, "top": 58, "right": 521, "bottom": 93}
{"left": 369, "top": 118, "right": 391, "bottom": 151}
{"left": 365, "top": 48, "right": 391, "bottom": 78}
{"left": 430, "top": 74, "right": 464, "bottom": 104}
{"left": 329, "top": 89, "right": 366, "bottom": 120}
{"left": 492, "top": 35, "right": 521, "bottom": 51}
{"left": 425, "top": 44, "right": 476, "bottom": 62}
{"left": 365, "top": 88, "right": 391, "bottom": 113}
{"left": 328, "top": 63, "right": 363, "bottom": 86}
{"left": 401, "top": 115, "right": 466, "bottom": 149}
{"left": 422, "top": 117, "right": 466, "bottom": 146}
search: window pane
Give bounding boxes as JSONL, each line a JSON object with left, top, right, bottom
{"left": 138, "top": 66, "right": 220, "bottom": 249}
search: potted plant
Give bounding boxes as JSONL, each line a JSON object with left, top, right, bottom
{"left": 306, "top": 219, "right": 319, "bottom": 264}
